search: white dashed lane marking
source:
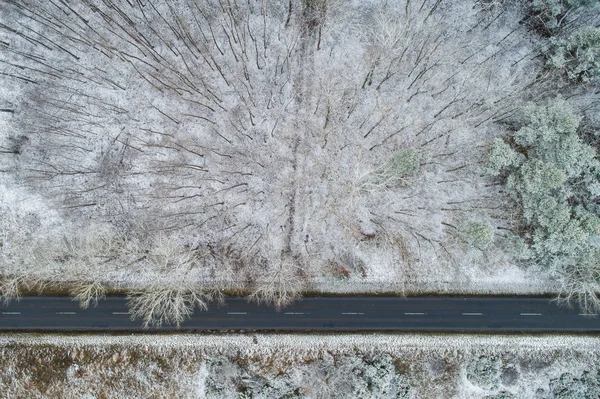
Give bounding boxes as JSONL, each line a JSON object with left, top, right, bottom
{"left": 341, "top": 312, "right": 364, "bottom": 315}
{"left": 462, "top": 313, "right": 483, "bottom": 316}
{"left": 1, "top": 312, "right": 21, "bottom": 315}
{"left": 404, "top": 312, "right": 426, "bottom": 315}
{"left": 112, "top": 312, "right": 130, "bottom": 315}
{"left": 579, "top": 313, "right": 598, "bottom": 317}
{"left": 284, "top": 312, "right": 306, "bottom": 315}
{"left": 520, "top": 313, "right": 542, "bottom": 316}
{"left": 56, "top": 312, "right": 77, "bottom": 315}
{"left": 227, "top": 312, "right": 247, "bottom": 315}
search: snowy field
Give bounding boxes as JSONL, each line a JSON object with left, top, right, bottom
{"left": 1, "top": 333, "right": 599, "bottom": 398}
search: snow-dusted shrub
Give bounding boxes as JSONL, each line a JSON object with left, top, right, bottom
{"left": 548, "top": 28, "right": 600, "bottom": 83}
{"left": 549, "top": 370, "right": 600, "bottom": 399}
{"left": 206, "top": 357, "right": 304, "bottom": 399}
{"left": 353, "top": 354, "right": 414, "bottom": 399}
{"left": 206, "top": 356, "right": 302, "bottom": 399}
{"left": 203, "top": 358, "right": 244, "bottom": 398}
{"left": 377, "top": 148, "right": 420, "bottom": 185}
{"left": 531, "top": 0, "right": 598, "bottom": 34}
{"left": 204, "top": 353, "right": 415, "bottom": 399}
{"left": 489, "top": 100, "right": 600, "bottom": 311}
{"left": 464, "top": 221, "right": 495, "bottom": 249}
{"left": 298, "top": 352, "right": 414, "bottom": 399}
{"left": 466, "top": 356, "right": 502, "bottom": 389}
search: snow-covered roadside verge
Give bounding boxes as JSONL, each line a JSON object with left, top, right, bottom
{"left": 1, "top": 333, "right": 599, "bottom": 398}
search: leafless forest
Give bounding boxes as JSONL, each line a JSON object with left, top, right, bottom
{"left": 1, "top": 0, "right": 599, "bottom": 323}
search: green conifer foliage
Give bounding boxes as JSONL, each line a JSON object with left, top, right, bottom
{"left": 488, "top": 100, "right": 600, "bottom": 310}
{"left": 548, "top": 28, "right": 600, "bottom": 83}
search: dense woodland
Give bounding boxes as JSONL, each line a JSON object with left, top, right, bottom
{"left": 0, "top": 0, "right": 599, "bottom": 326}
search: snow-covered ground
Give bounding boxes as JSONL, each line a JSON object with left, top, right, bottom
{"left": 1, "top": 333, "right": 599, "bottom": 398}
{"left": 0, "top": 0, "right": 559, "bottom": 298}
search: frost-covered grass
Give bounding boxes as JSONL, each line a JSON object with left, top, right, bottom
{"left": 1, "top": 333, "right": 599, "bottom": 398}
{"left": 0, "top": 0, "right": 599, "bottom": 311}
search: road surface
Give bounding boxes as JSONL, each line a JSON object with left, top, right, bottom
{"left": 1, "top": 296, "right": 599, "bottom": 332}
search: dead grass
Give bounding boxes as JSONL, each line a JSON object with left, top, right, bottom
{"left": 0, "top": 334, "right": 599, "bottom": 398}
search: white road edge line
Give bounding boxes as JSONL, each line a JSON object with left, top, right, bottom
{"left": 404, "top": 312, "right": 426, "bottom": 315}
{"left": 341, "top": 312, "right": 364, "bottom": 315}
{"left": 56, "top": 312, "right": 76, "bottom": 315}
{"left": 462, "top": 312, "right": 483, "bottom": 316}
{"left": 1, "top": 312, "right": 21, "bottom": 315}
{"left": 112, "top": 312, "right": 130, "bottom": 315}
{"left": 520, "top": 313, "right": 542, "bottom": 316}
{"left": 227, "top": 312, "right": 247, "bottom": 315}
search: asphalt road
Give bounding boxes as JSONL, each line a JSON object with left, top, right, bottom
{"left": 1, "top": 296, "right": 599, "bottom": 332}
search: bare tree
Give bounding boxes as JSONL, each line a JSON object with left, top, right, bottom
{"left": 248, "top": 255, "right": 304, "bottom": 309}
{"left": 70, "top": 281, "right": 106, "bottom": 310}
{"left": 0, "top": 276, "right": 21, "bottom": 305}
{"left": 126, "top": 284, "right": 219, "bottom": 328}
{"left": 555, "top": 259, "right": 600, "bottom": 315}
